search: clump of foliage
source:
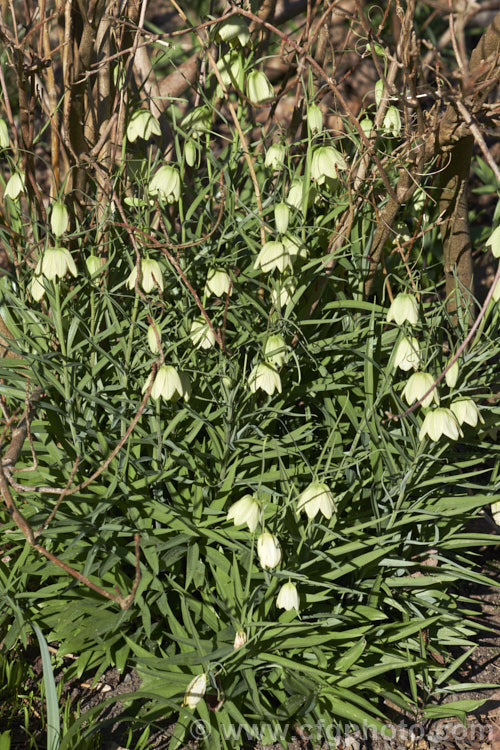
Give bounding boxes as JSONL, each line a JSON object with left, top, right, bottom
{"left": 0, "top": 1, "right": 499, "bottom": 747}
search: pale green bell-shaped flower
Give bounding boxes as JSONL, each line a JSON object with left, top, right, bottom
{"left": 450, "top": 398, "right": 484, "bottom": 428}
{"left": 147, "top": 322, "right": 161, "bottom": 354}
{"left": 31, "top": 274, "right": 46, "bottom": 302}
{"left": 271, "top": 277, "right": 297, "bottom": 309}
{"left": 144, "top": 364, "right": 190, "bottom": 402}
{"left": 127, "top": 109, "right": 161, "bottom": 142}
{"left": 257, "top": 532, "right": 282, "bottom": 569}
{"left": 419, "top": 407, "right": 462, "bottom": 442}
{"left": 386, "top": 293, "right": 419, "bottom": 326}
{"left": 248, "top": 362, "right": 282, "bottom": 395}
{"left": 51, "top": 201, "right": 70, "bottom": 237}
{"left": 217, "top": 50, "right": 244, "bottom": 90}
{"left": 149, "top": 165, "right": 181, "bottom": 203}
{"left": 227, "top": 494, "right": 260, "bottom": 532}
{"left": 445, "top": 360, "right": 459, "bottom": 389}
{"left": 184, "top": 140, "right": 197, "bottom": 167}
{"left": 215, "top": 15, "right": 250, "bottom": 46}
{"left": 0, "top": 119, "right": 9, "bottom": 149}
{"left": 274, "top": 202, "right": 290, "bottom": 234}
{"left": 486, "top": 226, "right": 500, "bottom": 258}
{"left": 393, "top": 336, "right": 420, "bottom": 371}
{"left": 190, "top": 316, "right": 216, "bottom": 350}
{"left": 205, "top": 268, "right": 231, "bottom": 297}
{"left": 402, "top": 372, "right": 439, "bottom": 408}
{"left": 265, "top": 143, "right": 285, "bottom": 170}
{"left": 297, "top": 481, "right": 335, "bottom": 520}
{"left": 492, "top": 277, "right": 500, "bottom": 302}
{"left": 374, "top": 79, "right": 384, "bottom": 107}
{"left": 360, "top": 117, "right": 373, "bottom": 136}
{"left": 247, "top": 70, "right": 274, "bottom": 104}
{"left": 276, "top": 582, "right": 299, "bottom": 611}
{"left": 40, "top": 247, "right": 77, "bottom": 280}
{"left": 127, "top": 258, "right": 164, "bottom": 293}
{"left": 491, "top": 501, "right": 500, "bottom": 526}
{"left": 282, "top": 234, "right": 308, "bottom": 261}
{"left": 181, "top": 106, "right": 211, "bottom": 135}
{"left": 86, "top": 254, "right": 104, "bottom": 276}
{"left": 264, "top": 334, "right": 288, "bottom": 368}
{"left": 311, "top": 146, "right": 347, "bottom": 184}
{"left": 254, "top": 241, "right": 293, "bottom": 273}
{"left": 4, "top": 172, "right": 24, "bottom": 200}
{"left": 383, "top": 105, "right": 401, "bottom": 137}
{"left": 183, "top": 673, "right": 207, "bottom": 709}
{"left": 307, "top": 104, "right": 323, "bottom": 135}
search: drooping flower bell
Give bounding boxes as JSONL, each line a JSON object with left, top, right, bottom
{"left": 227, "top": 494, "right": 260, "bottom": 532}
{"left": 386, "top": 293, "right": 419, "bottom": 326}
{"left": 486, "top": 226, "right": 500, "bottom": 258}
{"left": 4, "top": 172, "right": 25, "bottom": 200}
{"left": 149, "top": 165, "right": 181, "bottom": 204}
{"left": 307, "top": 104, "right": 323, "bottom": 135}
{"left": 402, "top": 372, "right": 439, "bottom": 408}
{"left": 257, "top": 532, "right": 282, "bottom": 569}
{"left": 233, "top": 629, "right": 247, "bottom": 649}
{"left": 276, "top": 582, "right": 300, "bottom": 611}
{"left": 215, "top": 15, "right": 250, "bottom": 47}
{"left": 297, "top": 481, "right": 335, "bottom": 520}
{"left": 393, "top": 336, "right": 420, "bottom": 371}
{"left": 264, "top": 334, "right": 288, "bottom": 368}
{"left": 271, "top": 277, "right": 297, "bottom": 310}
{"left": 247, "top": 70, "right": 274, "bottom": 104}
{"left": 144, "top": 364, "right": 190, "bottom": 402}
{"left": 383, "top": 106, "right": 401, "bottom": 137}
{"left": 248, "top": 362, "right": 282, "bottom": 395}
{"left": 147, "top": 322, "right": 162, "bottom": 354}
{"left": 205, "top": 268, "right": 231, "bottom": 297}
{"left": 216, "top": 50, "right": 244, "bottom": 91}
{"left": 274, "top": 202, "right": 290, "bottom": 234}
{"left": 265, "top": 143, "right": 285, "bottom": 170}
{"left": 450, "top": 398, "right": 484, "bottom": 428}
{"left": 0, "top": 119, "right": 9, "bottom": 149}
{"left": 181, "top": 106, "right": 211, "bottom": 135}
{"left": 374, "top": 79, "right": 384, "bottom": 107}
{"left": 127, "top": 258, "right": 164, "bottom": 293}
{"left": 254, "top": 241, "right": 293, "bottom": 274}
{"left": 311, "top": 146, "right": 347, "bottom": 184}
{"left": 419, "top": 407, "right": 462, "bottom": 442}
{"left": 127, "top": 109, "right": 161, "bottom": 142}
{"left": 86, "top": 255, "right": 104, "bottom": 276}
{"left": 183, "top": 673, "right": 207, "bottom": 709}
{"left": 190, "top": 316, "right": 216, "bottom": 350}
{"left": 445, "top": 359, "right": 459, "bottom": 389}
{"left": 31, "top": 247, "right": 78, "bottom": 300}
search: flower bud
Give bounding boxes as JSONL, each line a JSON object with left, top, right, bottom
{"left": 205, "top": 268, "right": 231, "bottom": 297}
{"left": 127, "top": 109, "right": 161, "bottom": 142}
{"left": 257, "top": 532, "right": 282, "bottom": 569}
{"left": 4, "top": 172, "right": 24, "bottom": 200}
{"left": 248, "top": 362, "right": 282, "bottom": 395}
{"left": 383, "top": 105, "right": 401, "bottom": 137}
{"left": 227, "top": 494, "right": 260, "bottom": 532}
{"left": 419, "top": 407, "right": 462, "bottom": 442}
{"left": 450, "top": 398, "right": 484, "bottom": 428}
{"left": 190, "top": 316, "right": 216, "bottom": 350}
{"left": 374, "top": 79, "right": 384, "bottom": 107}
{"left": 254, "top": 241, "right": 293, "bottom": 274}
{"left": 50, "top": 202, "right": 70, "bottom": 237}
{"left": 402, "top": 372, "right": 439, "bottom": 408}
{"left": 147, "top": 322, "right": 162, "bottom": 354}
{"left": 265, "top": 143, "right": 285, "bottom": 170}
{"left": 393, "top": 336, "right": 420, "bottom": 371}
{"left": 264, "top": 334, "right": 288, "bottom": 368}
{"left": 445, "top": 360, "right": 459, "bottom": 389}
{"left": 184, "top": 140, "right": 197, "bottom": 167}
{"left": 360, "top": 117, "right": 373, "bottom": 136}
{"left": 386, "top": 293, "right": 419, "bottom": 326}
{"left": 247, "top": 70, "right": 274, "bottom": 104}
{"left": 276, "top": 582, "right": 299, "bottom": 611}
{"left": 215, "top": 16, "right": 250, "bottom": 47}
{"left": 233, "top": 629, "right": 247, "bottom": 649}
{"left": 307, "top": 104, "right": 323, "bottom": 135}
{"left": 149, "top": 165, "right": 181, "bottom": 204}
{"left": 274, "top": 202, "right": 290, "bottom": 234}
{"left": 311, "top": 146, "right": 347, "bottom": 184}
{"left": 183, "top": 673, "right": 207, "bottom": 709}
{"left": 486, "top": 226, "right": 500, "bottom": 258}
{"left": 297, "top": 481, "right": 335, "bottom": 520}
{"left": 0, "top": 119, "right": 9, "bottom": 149}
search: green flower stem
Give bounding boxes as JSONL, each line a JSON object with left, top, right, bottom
{"left": 53, "top": 282, "right": 79, "bottom": 449}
